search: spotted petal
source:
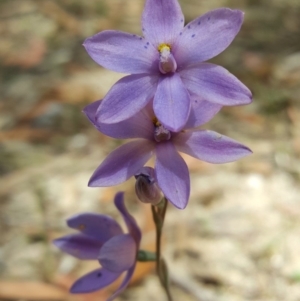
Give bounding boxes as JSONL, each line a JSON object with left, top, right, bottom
{"left": 142, "top": 0, "right": 184, "bottom": 47}
{"left": 107, "top": 264, "right": 136, "bottom": 301}
{"left": 174, "top": 130, "right": 252, "bottom": 163}
{"left": 180, "top": 63, "right": 252, "bottom": 106}
{"left": 155, "top": 142, "right": 190, "bottom": 209}
{"left": 184, "top": 96, "right": 222, "bottom": 129}
{"left": 70, "top": 268, "right": 121, "bottom": 294}
{"left": 89, "top": 140, "right": 154, "bottom": 187}
{"left": 53, "top": 234, "right": 103, "bottom": 260}
{"left": 83, "top": 30, "right": 158, "bottom": 74}
{"left": 173, "top": 8, "right": 244, "bottom": 68}
{"left": 67, "top": 213, "right": 123, "bottom": 243}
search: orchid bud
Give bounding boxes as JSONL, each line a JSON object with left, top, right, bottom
{"left": 135, "top": 167, "right": 162, "bottom": 205}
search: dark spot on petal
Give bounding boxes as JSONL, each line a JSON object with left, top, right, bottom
{"left": 139, "top": 37, "right": 142, "bottom": 40}
{"left": 78, "top": 224, "right": 86, "bottom": 230}
{"left": 188, "top": 25, "right": 191, "bottom": 29}
{"left": 192, "top": 34, "right": 195, "bottom": 38}
{"left": 180, "top": 19, "right": 183, "bottom": 22}
{"left": 180, "top": 32, "right": 182, "bottom": 35}
{"left": 144, "top": 46, "right": 147, "bottom": 49}
{"left": 198, "top": 21, "right": 201, "bottom": 25}
{"left": 208, "top": 17, "right": 211, "bottom": 21}
{"left": 146, "top": 42, "right": 149, "bottom": 45}
{"left": 97, "top": 272, "right": 102, "bottom": 277}
{"left": 142, "top": 27, "right": 145, "bottom": 31}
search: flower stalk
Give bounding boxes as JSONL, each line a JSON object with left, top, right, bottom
{"left": 151, "top": 197, "right": 173, "bottom": 301}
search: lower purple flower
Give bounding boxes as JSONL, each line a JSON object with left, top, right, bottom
{"left": 84, "top": 99, "right": 252, "bottom": 209}
{"left": 53, "top": 192, "right": 141, "bottom": 300}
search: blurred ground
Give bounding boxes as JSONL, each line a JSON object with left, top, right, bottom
{"left": 1, "top": 0, "right": 300, "bottom": 300}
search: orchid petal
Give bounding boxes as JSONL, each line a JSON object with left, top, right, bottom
{"left": 142, "top": 0, "right": 184, "bottom": 47}
{"left": 83, "top": 100, "right": 102, "bottom": 127}
{"left": 99, "top": 234, "right": 136, "bottom": 273}
{"left": 83, "top": 30, "right": 158, "bottom": 74}
{"left": 89, "top": 140, "right": 154, "bottom": 187}
{"left": 174, "top": 130, "right": 252, "bottom": 163}
{"left": 114, "top": 192, "right": 142, "bottom": 244}
{"left": 155, "top": 142, "right": 190, "bottom": 209}
{"left": 67, "top": 213, "right": 123, "bottom": 242}
{"left": 53, "top": 234, "right": 102, "bottom": 260}
{"left": 180, "top": 63, "right": 252, "bottom": 106}
{"left": 107, "top": 264, "right": 136, "bottom": 301}
{"left": 83, "top": 100, "right": 154, "bottom": 140}
{"left": 154, "top": 73, "right": 190, "bottom": 132}
{"left": 173, "top": 8, "right": 244, "bottom": 68}
{"left": 184, "top": 96, "right": 222, "bottom": 129}
{"left": 70, "top": 268, "right": 120, "bottom": 294}
{"left": 97, "top": 74, "right": 158, "bottom": 124}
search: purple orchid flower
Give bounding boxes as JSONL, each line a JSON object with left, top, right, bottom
{"left": 83, "top": 99, "right": 252, "bottom": 210}
{"left": 53, "top": 192, "right": 141, "bottom": 300}
{"left": 83, "top": 0, "right": 252, "bottom": 132}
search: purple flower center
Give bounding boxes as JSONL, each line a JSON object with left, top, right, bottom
{"left": 154, "top": 120, "right": 171, "bottom": 142}
{"left": 158, "top": 44, "right": 177, "bottom": 74}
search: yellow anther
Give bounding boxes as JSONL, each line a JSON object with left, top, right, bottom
{"left": 152, "top": 117, "right": 161, "bottom": 126}
{"left": 157, "top": 43, "right": 171, "bottom": 53}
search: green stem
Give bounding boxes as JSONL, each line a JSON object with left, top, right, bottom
{"left": 151, "top": 198, "right": 173, "bottom": 301}
{"left": 137, "top": 250, "right": 156, "bottom": 262}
